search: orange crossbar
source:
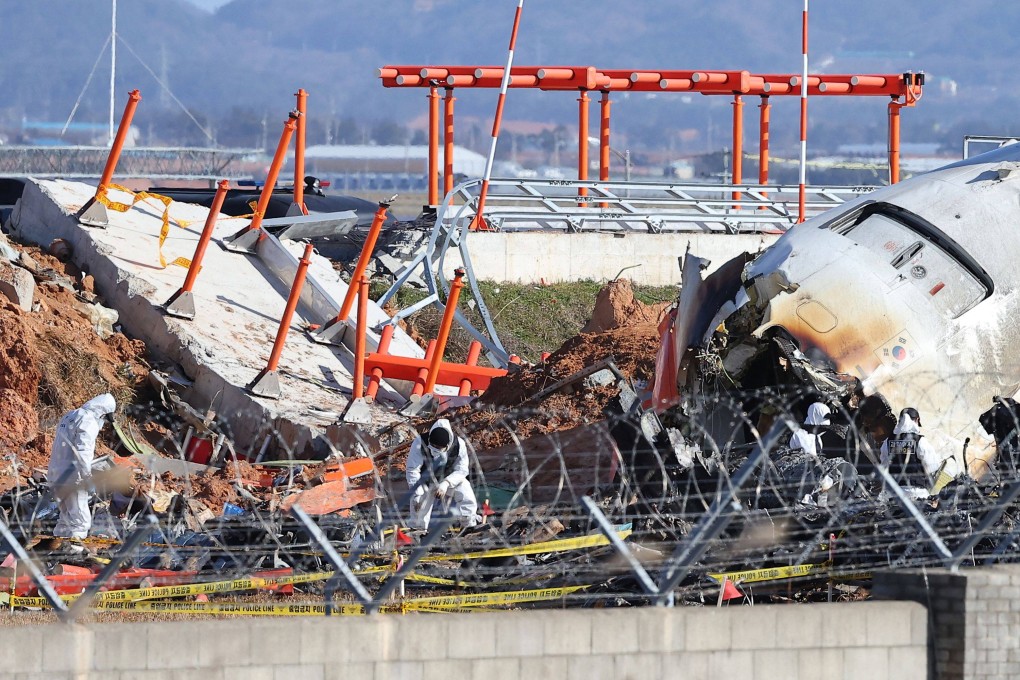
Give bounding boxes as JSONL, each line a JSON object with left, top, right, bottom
{"left": 363, "top": 354, "right": 507, "bottom": 391}
{"left": 381, "top": 65, "right": 921, "bottom": 98}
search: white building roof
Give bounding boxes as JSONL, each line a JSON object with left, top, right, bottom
{"left": 302, "top": 144, "right": 486, "bottom": 176}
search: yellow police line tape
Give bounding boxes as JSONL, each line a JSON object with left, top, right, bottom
{"left": 708, "top": 562, "right": 872, "bottom": 585}
{"left": 418, "top": 529, "right": 630, "bottom": 562}
{"left": 98, "top": 184, "right": 194, "bottom": 269}
{"left": 7, "top": 530, "right": 629, "bottom": 608}
{"left": 5, "top": 585, "right": 589, "bottom": 615}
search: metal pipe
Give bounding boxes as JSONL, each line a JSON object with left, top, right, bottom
{"left": 599, "top": 91, "right": 611, "bottom": 182}
{"left": 366, "top": 324, "right": 395, "bottom": 400}
{"left": 428, "top": 85, "right": 440, "bottom": 205}
{"left": 731, "top": 94, "right": 743, "bottom": 206}
{"left": 888, "top": 99, "right": 902, "bottom": 184}
{"left": 577, "top": 90, "right": 590, "bottom": 205}
{"left": 443, "top": 88, "right": 456, "bottom": 195}
{"left": 423, "top": 268, "right": 466, "bottom": 395}
{"left": 248, "top": 112, "right": 299, "bottom": 234}
{"left": 758, "top": 95, "right": 770, "bottom": 185}
{"left": 599, "top": 91, "right": 611, "bottom": 209}
{"left": 263, "top": 243, "right": 314, "bottom": 374}
{"left": 293, "top": 89, "right": 308, "bottom": 215}
{"left": 97, "top": 89, "right": 141, "bottom": 195}
{"left": 412, "top": 340, "right": 437, "bottom": 397}
{"left": 459, "top": 341, "right": 482, "bottom": 396}
{"left": 797, "top": 0, "right": 810, "bottom": 223}
{"left": 471, "top": 0, "right": 526, "bottom": 231}
{"left": 353, "top": 276, "right": 368, "bottom": 399}
{"left": 179, "top": 180, "right": 228, "bottom": 294}
{"left": 334, "top": 200, "right": 390, "bottom": 326}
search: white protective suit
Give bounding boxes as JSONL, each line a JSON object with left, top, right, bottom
{"left": 789, "top": 402, "right": 832, "bottom": 457}
{"left": 405, "top": 419, "right": 478, "bottom": 529}
{"left": 47, "top": 393, "right": 116, "bottom": 539}
{"left": 880, "top": 411, "right": 959, "bottom": 487}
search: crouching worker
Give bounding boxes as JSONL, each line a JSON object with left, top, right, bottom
{"left": 880, "top": 407, "right": 960, "bottom": 494}
{"left": 406, "top": 419, "right": 478, "bottom": 530}
{"left": 47, "top": 393, "right": 116, "bottom": 540}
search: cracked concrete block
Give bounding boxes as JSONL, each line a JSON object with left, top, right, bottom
{"left": 0, "top": 260, "right": 35, "bottom": 311}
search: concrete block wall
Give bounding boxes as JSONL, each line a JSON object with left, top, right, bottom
{"left": 875, "top": 565, "right": 1020, "bottom": 680}
{"left": 0, "top": 601, "right": 925, "bottom": 680}
{"left": 442, "top": 231, "right": 781, "bottom": 286}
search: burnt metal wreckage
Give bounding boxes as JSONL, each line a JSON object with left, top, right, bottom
{"left": 7, "top": 147, "right": 1020, "bottom": 616}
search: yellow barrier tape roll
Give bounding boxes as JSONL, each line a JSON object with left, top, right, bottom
{"left": 419, "top": 530, "right": 630, "bottom": 563}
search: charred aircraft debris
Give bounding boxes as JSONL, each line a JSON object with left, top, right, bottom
{"left": 7, "top": 147, "right": 1020, "bottom": 613}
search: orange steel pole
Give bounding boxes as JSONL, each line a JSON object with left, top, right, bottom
{"left": 365, "top": 324, "right": 395, "bottom": 400}
{"left": 248, "top": 112, "right": 299, "bottom": 234}
{"left": 333, "top": 200, "right": 389, "bottom": 327}
{"left": 423, "top": 268, "right": 466, "bottom": 395}
{"left": 731, "top": 94, "right": 743, "bottom": 206}
{"left": 352, "top": 275, "right": 369, "bottom": 399}
{"left": 443, "top": 87, "right": 456, "bottom": 195}
{"left": 599, "top": 91, "right": 611, "bottom": 209}
{"left": 428, "top": 85, "right": 440, "bottom": 205}
{"left": 96, "top": 89, "right": 141, "bottom": 196}
{"left": 248, "top": 242, "right": 314, "bottom": 396}
{"left": 162, "top": 179, "right": 229, "bottom": 319}
{"left": 577, "top": 90, "right": 590, "bottom": 206}
{"left": 182, "top": 180, "right": 228, "bottom": 293}
{"left": 758, "top": 95, "right": 771, "bottom": 185}
{"left": 459, "top": 341, "right": 482, "bottom": 396}
{"left": 293, "top": 89, "right": 308, "bottom": 215}
{"left": 412, "top": 340, "right": 437, "bottom": 397}
{"left": 888, "top": 98, "right": 902, "bottom": 184}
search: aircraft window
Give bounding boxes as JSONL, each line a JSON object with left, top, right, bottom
{"left": 839, "top": 212, "right": 989, "bottom": 318}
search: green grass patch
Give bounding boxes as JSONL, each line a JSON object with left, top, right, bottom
{"left": 373, "top": 279, "right": 677, "bottom": 364}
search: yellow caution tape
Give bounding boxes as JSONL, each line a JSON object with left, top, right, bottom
{"left": 400, "top": 585, "right": 587, "bottom": 611}
{"left": 169, "top": 257, "right": 193, "bottom": 269}
{"left": 419, "top": 530, "right": 630, "bottom": 562}
{"left": 709, "top": 563, "right": 829, "bottom": 585}
{"left": 10, "top": 571, "right": 334, "bottom": 607}
{"left": 708, "top": 562, "right": 873, "bottom": 585}
{"left": 97, "top": 184, "right": 192, "bottom": 268}
{"left": 11, "top": 585, "right": 587, "bottom": 615}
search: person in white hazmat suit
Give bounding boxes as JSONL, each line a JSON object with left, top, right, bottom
{"left": 405, "top": 419, "right": 479, "bottom": 530}
{"left": 47, "top": 393, "right": 116, "bottom": 539}
{"left": 788, "top": 402, "right": 832, "bottom": 457}
{"left": 880, "top": 407, "right": 960, "bottom": 492}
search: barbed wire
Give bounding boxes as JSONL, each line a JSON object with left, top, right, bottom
{"left": 3, "top": 376, "right": 1020, "bottom": 620}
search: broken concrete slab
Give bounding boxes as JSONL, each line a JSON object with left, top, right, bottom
{"left": 6, "top": 179, "right": 430, "bottom": 456}
{"left": 0, "top": 260, "right": 35, "bottom": 311}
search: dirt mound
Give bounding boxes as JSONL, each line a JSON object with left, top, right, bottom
{"left": 581, "top": 278, "right": 669, "bottom": 334}
{"left": 446, "top": 279, "right": 670, "bottom": 450}
{"left": 0, "top": 306, "right": 40, "bottom": 404}
{"left": 480, "top": 322, "right": 660, "bottom": 410}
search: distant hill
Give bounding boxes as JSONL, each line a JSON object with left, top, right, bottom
{"left": 1, "top": 0, "right": 1018, "bottom": 154}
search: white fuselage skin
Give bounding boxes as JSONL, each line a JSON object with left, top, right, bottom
{"left": 737, "top": 144, "right": 1020, "bottom": 474}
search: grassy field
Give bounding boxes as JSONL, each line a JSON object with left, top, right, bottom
{"left": 375, "top": 279, "right": 678, "bottom": 364}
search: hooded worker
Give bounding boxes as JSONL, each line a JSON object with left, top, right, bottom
{"left": 405, "top": 419, "right": 478, "bottom": 530}
{"left": 47, "top": 393, "right": 116, "bottom": 539}
{"left": 789, "top": 402, "right": 832, "bottom": 457}
{"left": 880, "top": 407, "right": 959, "bottom": 490}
